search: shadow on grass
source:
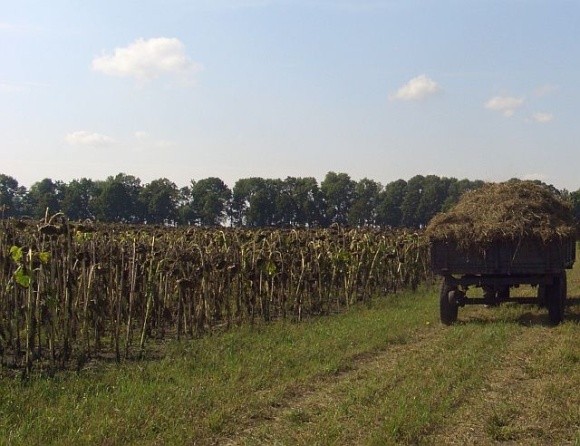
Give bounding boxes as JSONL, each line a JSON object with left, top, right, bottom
{"left": 0, "top": 342, "right": 171, "bottom": 380}
{"left": 457, "top": 313, "right": 554, "bottom": 327}
{"left": 455, "top": 301, "right": 580, "bottom": 327}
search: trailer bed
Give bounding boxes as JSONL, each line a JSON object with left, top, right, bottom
{"left": 431, "top": 238, "right": 576, "bottom": 276}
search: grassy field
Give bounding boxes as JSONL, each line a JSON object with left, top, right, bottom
{"left": 1, "top": 258, "right": 579, "bottom": 445}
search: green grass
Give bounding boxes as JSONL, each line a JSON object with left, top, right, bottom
{"left": 0, "top": 287, "right": 439, "bottom": 445}
{"left": 1, "top": 257, "right": 579, "bottom": 445}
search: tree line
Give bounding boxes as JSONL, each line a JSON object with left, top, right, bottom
{"left": 1, "top": 172, "right": 578, "bottom": 228}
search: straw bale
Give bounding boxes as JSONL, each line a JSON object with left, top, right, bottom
{"left": 425, "top": 181, "right": 575, "bottom": 251}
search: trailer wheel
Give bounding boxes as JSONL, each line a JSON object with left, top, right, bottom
{"left": 440, "top": 277, "right": 458, "bottom": 325}
{"left": 547, "top": 272, "right": 567, "bottom": 325}
{"left": 537, "top": 285, "right": 546, "bottom": 307}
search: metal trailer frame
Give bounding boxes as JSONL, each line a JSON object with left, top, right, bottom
{"left": 430, "top": 238, "right": 576, "bottom": 325}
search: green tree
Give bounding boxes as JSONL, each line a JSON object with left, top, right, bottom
{"left": 283, "top": 177, "right": 324, "bottom": 227}
{"left": 0, "top": 174, "right": 25, "bottom": 217}
{"left": 177, "top": 186, "right": 196, "bottom": 224}
{"left": 416, "top": 175, "right": 450, "bottom": 226}
{"left": 25, "top": 178, "right": 65, "bottom": 219}
{"left": 230, "top": 178, "right": 253, "bottom": 226}
{"left": 187, "top": 177, "right": 231, "bottom": 226}
{"left": 320, "top": 172, "right": 355, "bottom": 225}
{"left": 400, "top": 175, "right": 425, "bottom": 228}
{"left": 570, "top": 189, "right": 580, "bottom": 221}
{"left": 348, "top": 178, "right": 381, "bottom": 226}
{"left": 94, "top": 173, "right": 143, "bottom": 222}
{"left": 140, "top": 178, "right": 178, "bottom": 224}
{"left": 232, "top": 177, "right": 280, "bottom": 227}
{"left": 376, "top": 179, "right": 407, "bottom": 227}
{"left": 61, "top": 178, "right": 97, "bottom": 220}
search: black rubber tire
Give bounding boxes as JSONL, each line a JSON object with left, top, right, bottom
{"left": 547, "top": 272, "right": 567, "bottom": 325}
{"left": 537, "top": 284, "right": 546, "bottom": 307}
{"left": 440, "top": 277, "right": 458, "bottom": 325}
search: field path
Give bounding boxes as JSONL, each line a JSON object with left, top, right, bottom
{"left": 221, "top": 324, "right": 449, "bottom": 445}
{"left": 220, "top": 301, "right": 580, "bottom": 446}
{"left": 426, "top": 316, "right": 579, "bottom": 445}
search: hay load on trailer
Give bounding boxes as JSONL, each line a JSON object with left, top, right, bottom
{"left": 426, "top": 181, "right": 576, "bottom": 325}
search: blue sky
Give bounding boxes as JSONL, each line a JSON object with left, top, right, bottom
{"left": 1, "top": 0, "right": 579, "bottom": 190}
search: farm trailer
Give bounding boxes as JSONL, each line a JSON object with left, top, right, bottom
{"left": 431, "top": 238, "right": 576, "bottom": 325}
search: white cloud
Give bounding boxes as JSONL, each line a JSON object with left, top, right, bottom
{"left": 484, "top": 96, "right": 524, "bottom": 117}
{"left": 65, "top": 131, "right": 115, "bottom": 146}
{"left": 92, "top": 37, "right": 203, "bottom": 83}
{"left": 391, "top": 74, "right": 441, "bottom": 101}
{"left": 531, "top": 112, "right": 554, "bottom": 123}
{"left": 134, "top": 131, "right": 149, "bottom": 139}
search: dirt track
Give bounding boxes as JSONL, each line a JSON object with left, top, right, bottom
{"left": 224, "top": 326, "right": 447, "bottom": 445}
{"left": 427, "top": 309, "right": 580, "bottom": 445}
{"left": 221, "top": 303, "right": 580, "bottom": 445}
